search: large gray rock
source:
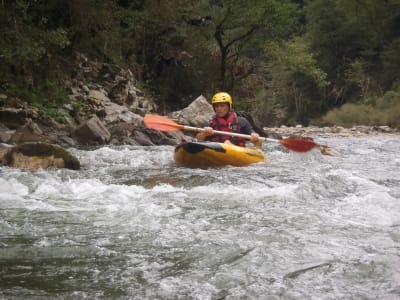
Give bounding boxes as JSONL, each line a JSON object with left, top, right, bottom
{"left": 73, "top": 116, "right": 111, "bottom": 145}
{"left": 103, "top": 102, "right": 143, "bottom": 125}
{"left": 169, "top": 95, "right": 214, "bottom": 127}
{"left": 88, "top": 89, "right": 110, "bottom": 104}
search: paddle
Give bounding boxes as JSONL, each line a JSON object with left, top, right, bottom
{"left": 143, "top": 114, "right": 328, "bottom": 154}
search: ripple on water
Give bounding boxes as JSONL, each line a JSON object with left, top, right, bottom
{"left": 1, "top": 138, "right": 400, "bottom": 299}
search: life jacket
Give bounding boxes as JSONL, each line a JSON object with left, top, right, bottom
{"left": 209, "top": 111, "right": 245, "bottom": 147}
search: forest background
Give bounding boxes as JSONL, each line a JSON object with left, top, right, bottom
{"left": 1, "top": 0, "right": 399, "bottom": 128}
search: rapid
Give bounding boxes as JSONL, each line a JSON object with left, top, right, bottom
{"left": 1, "top": 136, "right": 399, "bottom": 299}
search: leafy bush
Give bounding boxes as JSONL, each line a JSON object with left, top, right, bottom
{"left": 377, "top": 89, "right": 400, "bottom": 128}
{"left": 318, "top": 99, "right": 400, "bottom": 128}
{"left": 3, "top": 81, "right": 73, "bottom": 123}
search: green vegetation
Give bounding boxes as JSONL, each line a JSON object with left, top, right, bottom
{"left": 3, "top": 81, "right": 71, "bottom": 123}
{"left": 0, "top": 0, "right": 399, "bottom": 128}
{"left": 320, "top": 88, "right": 400, "bottom": 128}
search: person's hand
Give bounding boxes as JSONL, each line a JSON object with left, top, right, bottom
{"left": 250, "top": 132, "right": 262, "bottom": 148}
{"left": 203, "top": 127, "right": 213, "bottom": 135}
{"left": 197, "top": 127, "right": 214, "bottom": 141}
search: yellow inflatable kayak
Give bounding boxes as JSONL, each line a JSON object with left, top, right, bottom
{"left": 174, "top": 141, "right": 266, "bottom": 168}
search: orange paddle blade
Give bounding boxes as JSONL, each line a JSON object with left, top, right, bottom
{"left": 144, "top": 114, "right": 184, "bottom": 131}
{"left": 279, "top": 138, "right": 317, "bottom": 152}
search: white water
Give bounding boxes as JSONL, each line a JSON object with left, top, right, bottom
{"left": 0, "top": 137, "right": 399, "bottom": 299}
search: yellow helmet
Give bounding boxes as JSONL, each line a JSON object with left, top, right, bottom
{"left": 211, "top": 92, "right": 232, "bottom": 109}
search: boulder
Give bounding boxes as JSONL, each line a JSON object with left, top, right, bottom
{"left": 103, "top": 102, "right": 143, "bottom": 125}
{"left": 131, "top": 130, "right": 155, "bottom": 146}
{"left": 2, "top": 142, "right": 80, "bottom": 170}
{"left": 143, "top": 128, "right": 189, "bottom": 146}
{"left": 8, "top": 119, "right": 58, "bottom": 145}
{"left": 73, "top": 116, "right": 111, "bottom": 145}
{"left": 169, "top": 95, "right": 214, "bottom": 127}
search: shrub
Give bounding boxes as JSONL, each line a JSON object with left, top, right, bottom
{"left": 319, "top": 103, "right": 396, "bottom": 127}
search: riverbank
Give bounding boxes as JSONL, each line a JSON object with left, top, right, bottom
{"left": 1, "top": 54, "right": 398, "bottom": 169}
{"left": 263, "top": 124, "right": 399, "bottom": 138}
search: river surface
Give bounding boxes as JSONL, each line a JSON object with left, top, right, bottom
{"left": 1, "top": 136, "right": 399, "bottom": 299}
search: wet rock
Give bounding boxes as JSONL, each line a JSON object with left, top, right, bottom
{"left": 4, "top": 142, "right": 80, "bottom": 170}
{"left": 131, "top": 130, "right": 155, "bottom": 146}
{"left": 143, "top": 128, "right": 189, "bottom": 146}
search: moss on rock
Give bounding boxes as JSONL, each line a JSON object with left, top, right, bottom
{"left": 11, "top": 142, "right": 80, "bottom": 170}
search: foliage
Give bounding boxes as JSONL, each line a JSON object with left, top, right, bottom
{"left": 320, "top": 104, "right": 385, "bottom": 127}
{"left": 253, "top": 38, "right": 328, "bottom": 125}
{"left": 0, "top": 1, "right": 70, "bottom": 84}
{"left": 382, "top": 37, "right": 400, "bottom": 86}
{"left": 3, "top": 81, "right": 72, "bottom": 123}
{"left": 185, "top": 0, "right": 300, "bottom": 92}
{"left": 304, "top": 0, "right": 400, "bottom": 108}
{"left": 0, "top": 0, "right": 399, "bottom": 127}
{"left": 319, "top": 90, "right": 400, "bottom": 128}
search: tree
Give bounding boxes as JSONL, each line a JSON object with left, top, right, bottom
{"left": 0, "top": 0, "right": 69, "bottom": 87}
{"left": 185, "top": 0, "right": 300, "bottom": 91}
{"left": 305, "top": 0, "right": 400, "bottom": 106}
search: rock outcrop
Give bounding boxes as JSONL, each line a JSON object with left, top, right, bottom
{"left": 0, "top": 53, "right": 186, "bottom": 150}
{"left": 0, "top": 53, "right": 194, "bottom": 169}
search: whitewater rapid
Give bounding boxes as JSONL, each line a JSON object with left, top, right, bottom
{"left": 1, "top": 137, "right": 399, "bottom": 299}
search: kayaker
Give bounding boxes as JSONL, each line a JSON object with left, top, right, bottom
{"left": 196, "top": 92, "right": 262, "bottom": 148}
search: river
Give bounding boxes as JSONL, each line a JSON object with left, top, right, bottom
{"left": 1, "top": 136, "right": 399, "bottom": 299}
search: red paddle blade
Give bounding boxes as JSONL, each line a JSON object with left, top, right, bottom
{"left": 143, "top": 115, "right": 184, "bottom": 131}
{"left": 279, "top": 138, "right": 317, "bottom": 152}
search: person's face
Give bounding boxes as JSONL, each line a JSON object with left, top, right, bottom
{"left": 213, "top": 102, "right": 230, "bottom": 117}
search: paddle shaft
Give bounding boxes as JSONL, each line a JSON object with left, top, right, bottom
{"left": 143, "top": 114, "right": 323, "bottom": 153}
{"left": 182, "top": 125, "right": 276, "bottom": 143}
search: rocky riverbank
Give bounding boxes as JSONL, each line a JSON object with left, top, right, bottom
{"left": 263, "top": 124, "right": 399, "bottom": 138}
{"left": 1, "top": 53, "right": 398, "bottom": 169}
